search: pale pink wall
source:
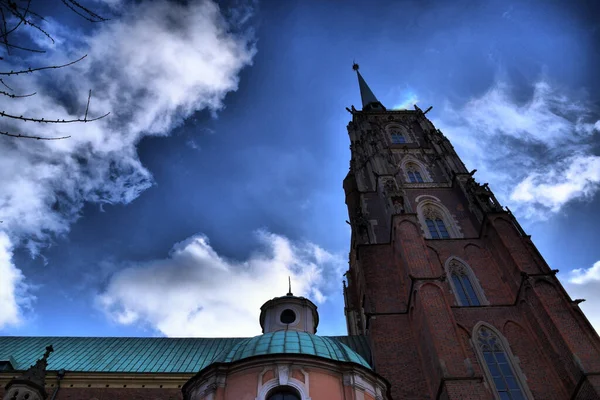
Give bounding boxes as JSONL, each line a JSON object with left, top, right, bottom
{"left": 222, "top": 366, "right": 263, "bottom": 400}
{"left": 308, "top": 368, "right": 345, "bottom": 400}
{"left": 189, "top": 361, "right": 386, "bottom": 400}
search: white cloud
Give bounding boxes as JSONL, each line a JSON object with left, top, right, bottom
{"left": 563, "top": 261, "right": 600, "bottom": 334}
{"left": 97, "top": 231, "right": 345, "bottom": 337}
{"left": 0, "top": 0, "right": 256, "bottom": 329}
{"left": 435, "top": 79, "right": 600, "bottom": 219}
{"left": 0, "top": 233, "right": 33, "bottom": 327}
{"left": 510, "top": 155, "right": 600, "bottom": 215}
{"left": 569, "top": 261, "right": 600, "bottom": 285}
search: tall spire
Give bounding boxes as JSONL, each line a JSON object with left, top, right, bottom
{"left": 352, "top": 63, "right": 386, "bottom": 111}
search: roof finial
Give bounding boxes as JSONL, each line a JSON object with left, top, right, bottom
{"left": 287, "top": 276, "right": 293, "bottom": 296}
{"left": 352, "top": 62, "right": 359, "bottom": 71}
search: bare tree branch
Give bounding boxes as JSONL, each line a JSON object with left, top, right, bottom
{"left": 0, "top": 110, "right": 110, "bottom": 123}
{"left": 0, "top": 89, "right": 36, "bottom": 97}
{"left": 0, "top": 54, "right": 88, "bottom": 76}
{"left": 61, "top": 0, "right": 108, "bottom": 23}
{"left": 0, "top": 129, "right": 71, "bottom": 140}
{"left": 0, "top": 1, "right": 110, "bottom": 141}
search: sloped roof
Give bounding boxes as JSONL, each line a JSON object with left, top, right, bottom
{"left": 219, "top": 331, "right": 371, "bottom": 369}
{"left": 0, "top": 335, "right": 371, "bottom": 373}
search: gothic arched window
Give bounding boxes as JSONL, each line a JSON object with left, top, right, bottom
{"left": 406, "top": 163, "right": 424, "bottom": 183}
{"left": 416, "top": 198, "right": 463, "bottom": 239}
{"left": 267, "top": 386, "right": 301, "bottom": 400}
{"left": 425, "top": 217, "right": 449, "bottom": 239}
{"left": 446, "top": 258, "right": 486, "bottom": 306}
{"left": 404, "top": 162, "right": 429, "bottom": 183}
{"left": 388, "top": 126, "right": 407, "bottom": 144}
{"left": 475, "top": 325, "right": 530, "bottom": 400}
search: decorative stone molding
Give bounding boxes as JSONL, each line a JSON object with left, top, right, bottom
{"left": 404, "top": 182, "right": 452, "bottom": 189}
{"left": 277, "top": 365, "right": 289, "bottom": 385}
{"left": 255, "top": 365, "right": 310, "bottom": 400}
{"left": 189, "top": 370, "right": 227, "bottom": 400}
{"left": 342, "top": 370, "right": 386, "bottom": 400}
{"left": 3, "top": 385, "right": 43, "bottom": 400}
{"left": 415, "top": 194, "right": 441, "bottom": 203}
{"left": 379, "top": 177, "right": 411, "bottom": 214}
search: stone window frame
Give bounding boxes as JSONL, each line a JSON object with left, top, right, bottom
{"left": 400, "top": 156, "right": 432, "bottom": 183}
{"left": 256, "top": 365, "right": 311, "bottom": 400}
{"left": 266, "top": 386, "right": 302, "bottom": 400}
{"left": 472, "top": 322, "right": 534, "bottom": 400}
{"left": 415, "top": 197, "right": 463, "bottom": 239}
{"left": 444, "top": 257, "right": 489, "bottom": 306}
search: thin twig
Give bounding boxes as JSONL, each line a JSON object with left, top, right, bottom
{"left": 0, "top": 129, "right": 71, "bottom": 140}
{"left": 0, "top": 77, "right": 13, "bottom": 91}
{"left": 0, "top": 54, "right": 87, "bottom": 76}
{"left": 0, "top": 1, "right": 55, "bottom": 45}
{"left": 0, "top": 8, "right": 10, "bottom": 55}
{"left": 84, "top": 89, "right": 91, "bottom": 121}
{"left": 4, "top": 42, "right": 45, "bottom": 53}
{"left": 60, "top": 0, "right": 107, "bottom": 22}
{"left": 0, "top": 89, "right": 36, "bottom": 98}
{"left": 0, "top": 110, "right": 110, "bottom": 123}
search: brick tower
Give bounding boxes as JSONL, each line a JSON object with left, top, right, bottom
{"left": 342, "top": 64, "right": 600, "bottom": 400}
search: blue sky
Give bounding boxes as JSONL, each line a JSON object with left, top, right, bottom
{"left": 1, "top": 0, "right": 599, "bottom": 338}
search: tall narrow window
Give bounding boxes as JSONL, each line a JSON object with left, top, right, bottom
{"left": 451, "top": 271, "right": 480, "bottom": 306}
{"left": 477, "top": 326, "right": 527, "bottom": 400}
{"left": 425, "top": 217, "right": 449, "bottom": 239}
{"left": 446, "top": 258, "right": 487, "bottom": 306}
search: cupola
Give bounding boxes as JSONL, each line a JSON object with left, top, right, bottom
{"left": 259, "top": 279, "right": 319, "bottom": 334}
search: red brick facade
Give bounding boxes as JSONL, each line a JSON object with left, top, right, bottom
{"left": 342, "top": 107, "right": 600, "bottom": 399}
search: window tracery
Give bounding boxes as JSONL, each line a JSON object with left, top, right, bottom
{"left": 387, "top": 125, "right": 409, "bottom": 144}
{"left": 422, "top": 207, "right": 450, "bottom": 239}
{"left": 475, "top": 325, "right": 530, "bottom": 400}
{"left": 446, "top": 258, "right": 487, "bottom": 306}
{"left": 416, "top": 200, "right": 463, "bottom": 239}
{"left": 400, "top": 158, "right": 431, "bottom": 183}
{"left": 406, "top": 163, "right": 424, "bottom": 183}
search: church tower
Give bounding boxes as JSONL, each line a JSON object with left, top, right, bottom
{"left": 342, "top": 64, "right": 600, "bottom": 400}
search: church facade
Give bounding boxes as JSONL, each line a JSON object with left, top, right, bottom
{"left": 1, "top": 66, "right": 600, "bottom": 400}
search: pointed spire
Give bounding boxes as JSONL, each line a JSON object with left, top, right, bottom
{"left": 352, "top": 63, "right": 386, "bottom": 111}
{"left": 21, "top": 345, "right": 53, "bottom": 389}
{"left": 287, "top": 276, "right": 293, "bottom": 296}
{"left": 5, "top": 345, "right": 53, "bottom": 399}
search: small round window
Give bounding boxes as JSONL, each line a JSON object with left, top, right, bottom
{"left": 280, "top": 309, "right": 296, "bottom": 324}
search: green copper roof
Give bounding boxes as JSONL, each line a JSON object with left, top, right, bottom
{"left": 219, "top": 331, "right": 371, "bottom": 369}
{"left": 0, "top": 335, "right": 370, "bottom": 373}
